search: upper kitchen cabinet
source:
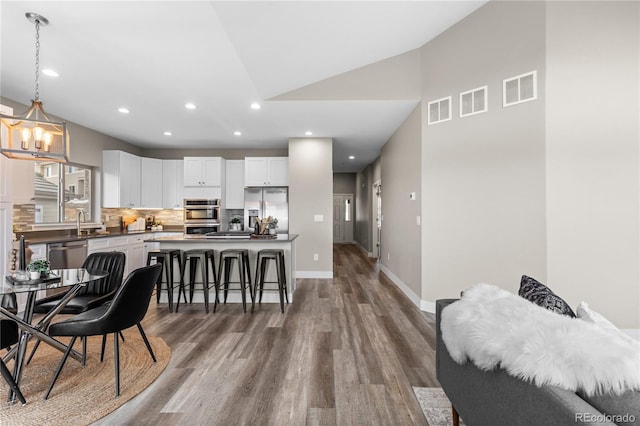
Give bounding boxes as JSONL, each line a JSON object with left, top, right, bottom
{"left": 244, "top": 157, "right": 288, "bottom": 187}
{"left": 184, "top": 157, "right": 224, "bottom": 187}
{"left": 162, "top": 159, "right": 184, "bottom": 209}
{"left": 102, "top": 150, "right": 141, "bottom": 208}
{"left": 225, "top": 160, "right": 244, "bottom": 209}
{"left": 140, "top": 157, "right": 163, "bottom": 208}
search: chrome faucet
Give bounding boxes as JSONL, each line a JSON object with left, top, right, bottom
{"left": 77, "top": 210, "right": 86, "bottom": 237}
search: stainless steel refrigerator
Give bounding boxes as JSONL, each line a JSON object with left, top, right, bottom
{"left": 244, "top": 187, "right": 288, "bottom": 234}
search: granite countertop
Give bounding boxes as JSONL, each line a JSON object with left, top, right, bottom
{"left": 148, "top": 233, "right": 299, "bottom": 243}
{"left": 17, "top": 228, "right": 183, "bottom": 245}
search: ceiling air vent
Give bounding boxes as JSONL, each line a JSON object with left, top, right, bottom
{"left": 427, "top": 96, "right": 452, "bottom": 125}
{"left": 503, "top": 70, "right": 537, "bottom": 107}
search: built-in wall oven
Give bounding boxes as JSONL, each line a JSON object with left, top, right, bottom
{"left": 184, "top": 199, "right": 220, "bottom": 235}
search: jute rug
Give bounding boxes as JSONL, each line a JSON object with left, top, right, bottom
{"left": 0, "top": 329, "right": 170, "bottom": 426}
{"left": 412, "top": 387, "right": 465, "bottom": 426}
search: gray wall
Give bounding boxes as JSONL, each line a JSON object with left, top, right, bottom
{"left": 420, "top": 1, "right": 547, "bottom": 302}
{"left": 289, "top": 137, "right": 333, "bottom": 277}
{"left": 380, "top": 106, "right": 422, "bottom": 298}
{"left": 333, "top": 173, "right": 356, "bottom": 194}
{"left": 545, "top": 1, "right": 639, "bottom": 327}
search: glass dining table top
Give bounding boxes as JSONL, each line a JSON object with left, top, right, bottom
{"left": 1, "top": 268, "right": 109, "bottom": 294}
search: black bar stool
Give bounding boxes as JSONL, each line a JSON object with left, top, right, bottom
{"left": 253, "top": 248, "right": 288, "bottom": 313}
{"left": 182, "top": 249, "right": 217, "bottom": 313}
{"left": 146, "top": 249, "right": 186, "bottom": 313}
{"left": 215, "top": 249, "right": 253, "bottom": 313}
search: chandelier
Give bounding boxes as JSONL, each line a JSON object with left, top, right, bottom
{"left": 0, "top": 13, "right": 69, "bottom": 162}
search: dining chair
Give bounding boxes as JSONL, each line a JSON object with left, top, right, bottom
{"left": 44, "top": 263, "right": 162, "bottom": 399}
{"left": 27, "top": 251, "right": 126, "bottom": 365}
{"left": 1, "top": 294, "right": 26, "bottom": 405}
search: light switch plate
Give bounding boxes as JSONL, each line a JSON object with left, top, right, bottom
{"left": 314, "top": 215, "right": 324, "bottom": 222}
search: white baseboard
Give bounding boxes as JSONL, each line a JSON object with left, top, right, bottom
{"left": 354, "top": 242, "right": 374, "bottom": 258}
{"left": 378, "top": 264, "right": 436, "bottom": 313}
{"left": 296, "top": 270, "right": 333, "bottom": 279}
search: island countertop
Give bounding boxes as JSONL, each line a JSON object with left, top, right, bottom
{"left": 144, "top": 233, "right": 298, "bottom": 243}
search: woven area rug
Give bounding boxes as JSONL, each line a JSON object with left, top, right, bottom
{"left": 413, "top": 387, "right": 465, "bottom": 426}
{"left": 0, "top": 329, "right": 170, "bottom": 425}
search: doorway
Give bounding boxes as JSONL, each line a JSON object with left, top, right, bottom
{"left": 372, "top": 181, "right": 381, "bottom": 259}
{"left": 333, "top": 194, "right": 354, "bottom": 243}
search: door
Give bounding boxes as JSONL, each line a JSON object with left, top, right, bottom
{"left": 372, "top": 182, "right": 382, "bottom": 259}
{"left": 333, "top": 194, "right": 354, "bottom": 243}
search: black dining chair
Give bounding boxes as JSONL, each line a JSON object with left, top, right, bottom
{"left": 33, "top": 251, "right": 126, "bottom": 315}
{"left": 44, "top": 263, "right": 162, "bottom": 399}
{"left": 27, "top": 251, "right": 126, "bottom": 365}
{"left": 1, "top": 295, "right": 26, "bottom": 405}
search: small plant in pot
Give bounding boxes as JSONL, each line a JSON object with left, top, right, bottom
{"left": 27, "top": 259, "right": 51, "bottom": 279}
{"left": 230, "top": 217, "right": 243, "bottom": 231}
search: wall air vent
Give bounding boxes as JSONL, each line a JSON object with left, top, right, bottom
{"left": 427, "top": 96, "right": 452, "bottom": 125}
{"left": 503, "top": 70, "right": 537, "bottom": 107}
{"left": 460, "top": 86, "right": 488, "bottom": 117}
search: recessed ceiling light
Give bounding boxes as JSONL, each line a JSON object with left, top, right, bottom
{"left": 250, "top": 102, "right": 261, "bottom": 110}
{"left": 305, "top": 131, "right": 313, "bottom": 136}
{"left": 118, "top": 107, "right": 130, "bottom": 114}
{"left": 185, "top": 103, "right": 196, "bottom": 110}
{"left": 163, "top": 131, "right": 172, "bottom": 136}
{"left": 348, "top": 155, "right": 355, "bottom": 160}
{"left": 42, "top": 69, "right": 59, "bottom": 77}
{"left": 233, "top": 131, "right": 242, "bottom": 136}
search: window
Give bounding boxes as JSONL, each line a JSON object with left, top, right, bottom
{"left": 460, "top": 86, "right": 488, "bottom": 117}
{"left": 33, "top": 161, "right": 92, "bottom": 224}
{"left": 344, "top": 198, "right": 351, "bottom": 222}
{"left": 427, "top": 96, "right": 452, "bottom": 125}
{"left": 503, "top": 70, "right": 537, "bottom": 107}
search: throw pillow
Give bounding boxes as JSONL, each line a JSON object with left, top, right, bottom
{"left": 518, "top": 275, "right": 576, "bottom": 317}
{"left": 577, "top": 301, "right": 638, "bottom": 343}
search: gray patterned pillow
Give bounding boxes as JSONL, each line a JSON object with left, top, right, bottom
{"left": 518, "top": 275, "right": 576, "bottom": 317}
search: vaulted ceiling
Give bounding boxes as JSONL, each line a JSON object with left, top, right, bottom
{"left": 0, "top": 1, "right": 486, "bottom": 172}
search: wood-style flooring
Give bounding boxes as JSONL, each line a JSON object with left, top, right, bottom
{"left": 95, "top": 244, "right": 439, "bottom": 425}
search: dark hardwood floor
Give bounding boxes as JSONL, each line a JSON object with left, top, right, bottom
{"left": 95, "top": 244, "right": 439, "bottom": 425}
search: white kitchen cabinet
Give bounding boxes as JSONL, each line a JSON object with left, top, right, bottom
{"left": 184, "top": 157, "right": 225, "bottom": 187}
{"left": 102, "top": 150, "right": 141, "bottom": 208}
{"left": 88, "top": 234, "right": 144, "bottom": 276}
{"left": 244, "top": 157, "right": 288, "bottom": 187}
{"left": 140, "top": 157, "right": 163, "bottom": 208}
{"left": 225, "top": 160, "right": 245, "bottom": 209}
{"left": 162, "top": 159, "right": 184, "bottom": 209}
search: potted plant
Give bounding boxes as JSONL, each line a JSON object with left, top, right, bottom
{"left": 230, "top": 217, "right": 243, "bottom": 231}
{"left": 27, "top": 259, "right": 51, "bottom": 279}
{"left": 267, "top": 217, "right": 278, "bottom": 234}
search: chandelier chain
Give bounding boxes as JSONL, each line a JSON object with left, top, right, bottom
{"left": 34, "top": 18, "right": 41, "bottom": 101}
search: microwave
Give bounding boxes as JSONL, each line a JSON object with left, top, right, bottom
{"left": 184, "top": 199, "right": 220, "bottom": 222}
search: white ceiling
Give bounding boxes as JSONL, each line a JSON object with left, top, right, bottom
{"left": 0, "top": 1, "right": 486, "bottom": 172}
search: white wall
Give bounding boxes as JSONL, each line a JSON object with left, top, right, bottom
{"left": 289, "top": 137, "right": 333, "bottom": 277}
{"left": 545, "top": 1, "right": 640, "bottom": 328}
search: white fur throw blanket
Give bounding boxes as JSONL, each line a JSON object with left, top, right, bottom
{"left": 441, "top": 283, "right": 640, "bottom": 396}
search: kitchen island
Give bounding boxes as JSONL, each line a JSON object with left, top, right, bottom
{"left": 144, "top": 233, "right": 298, "bottom": 305}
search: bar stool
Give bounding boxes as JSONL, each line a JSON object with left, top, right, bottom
{"left": 215, "top": 249, "right": 253, "bottom": 313}
{"left": 253, "top": 249, "right": 289, "bottom": 313}
{"left": 146, "top": 249, "right": 186, "bottom": 313}
{"left": 182, "top": 249, "right": 217, "bottom": 313}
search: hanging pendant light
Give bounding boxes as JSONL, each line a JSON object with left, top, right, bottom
{"left": 0, "top": 12, "right": 69, "bottom": 163}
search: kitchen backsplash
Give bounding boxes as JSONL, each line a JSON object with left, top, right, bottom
{"left": 12, "top": 204, "right": 184, "bottom": 231}
{"left": 101, "top": 208, "right": 184, "bottom": 228}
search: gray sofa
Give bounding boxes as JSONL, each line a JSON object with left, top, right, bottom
{"left": 436, "top": 299, "right": 639, "bottom": 426}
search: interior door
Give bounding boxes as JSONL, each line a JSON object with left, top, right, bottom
{"left": 333, "top": 195, "right": 344, "bottom": 243}
{"left": 333, "top": 194, "right": 354, "bottom": 243}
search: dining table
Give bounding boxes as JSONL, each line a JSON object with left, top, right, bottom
{"left": 1, "top": 268, "right": 108, "bottom": 403}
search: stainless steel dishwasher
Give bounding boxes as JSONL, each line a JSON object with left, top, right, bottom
{"left": 47, "top": 240, "right": 88, "bottom": 269}
{"left": 46, "top": 240, "right": 88, "bottom": 296}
